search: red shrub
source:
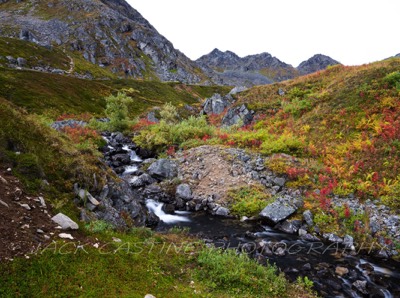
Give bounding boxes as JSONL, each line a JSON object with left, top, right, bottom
{"left": 132, "top": 118, "right": 156, "bottom": 131}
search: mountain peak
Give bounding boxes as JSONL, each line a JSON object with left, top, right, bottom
{"left": 297, "top": 54, "right": 340, "bottom": 75}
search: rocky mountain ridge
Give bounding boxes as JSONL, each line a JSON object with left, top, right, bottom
{"left": 297, "top": 54, "right": 340, "bottom": 75}
{"left": 0, "top": 0, "right": 206, "bottom": 83}
{"left": 196, "top": 48, "right": 340, "bottom": 86}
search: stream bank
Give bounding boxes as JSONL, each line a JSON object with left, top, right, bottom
{"left": 89, "top": 132, "right": 400, "bottom": 297}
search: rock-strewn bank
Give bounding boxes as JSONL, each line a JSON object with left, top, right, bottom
{"left": 82, "top": 132, "right": 400, "bottom": 258}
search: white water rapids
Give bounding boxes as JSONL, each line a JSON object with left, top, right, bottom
{"left": 146, "top": 199, "right": 191, "bottom": 224}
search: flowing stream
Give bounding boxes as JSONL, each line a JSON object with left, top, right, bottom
{"left": 104, "top": 135, "right": 400, "bottom": 298}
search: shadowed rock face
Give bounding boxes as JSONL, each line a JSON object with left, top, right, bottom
{"left": 0, "top": 0, "right": 206, "bottom": 83}
{"left": 297, "top": 54, "right": 340, "bottom": 75}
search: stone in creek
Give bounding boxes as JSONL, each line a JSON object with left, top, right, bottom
{"left": 148, "top": 159, "right": 178, "bottom": 180}
{"left": 214, "top": 206, "right": 230, "bottom": 216}
{"left": 175, "top": 183, "right": 192, "bottom": 201}
{"left": 259, "top": 201, "right": 297, "bottom": 224}
{"left": 323, "top": 233, "right": 343, "bottom": 243}
{"left": 335, "top": 266, "right": 349, "bottom": 276}
{"left": 275, "top": 219, "right": 302, "bottom": 234}
{"left": 352, "top": 280, "right": 368, "bottom": 295}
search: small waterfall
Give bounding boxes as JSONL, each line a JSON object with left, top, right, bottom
{"left": 123, "top": 165, "right": 138, "bottom": 175}
{"left": 122, "top": 145, "right": 142, "bottom": 162}
{"left": 146, "top": 199, "right": 190, "bottom": 224}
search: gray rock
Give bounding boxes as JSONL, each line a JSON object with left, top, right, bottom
{"left": 221, "top": 104, "right": 253, "bottom": 127}
{"left": 275, "top": 220, "right": 302, "bottom": 234}
{"left": 59, "top": 233, "right": 74, "bottom": 240}
{"left": 259, "top": 201, "right": 297, "bottom": 224}
{"left": 17, "top": 57, "right": 27, "bottom": 67}
{"left": 303, "top": 210, "right": 314, "bottom": 226}
{"left": 51, "top": 69, "right": 65, "bottom": 74}
{"left": 343, "top": 235, "right": 354, "bottom": 249}
{"left": 20, "top": 203, "right": 31, "bottom": 210}
{"left": 77, "top": 189, "right": 100, "bottom": 206}
{"left": 301, "top": 233, "right": 320, "bottom": 242}
{"left": 202, "top": 93, "right": 231, "bottom": 115}
{"left": 6, "top": 56, "right": 17, "bottom": 64}
{"left": 148, "top": 159, "right": 178, "bottom": 180}
{"left": 298, "top": 228, "right": 308, "bottom": 236}
{"left": 273, "top": 177, "right": 286, "bottom": 187}
{"left": 51, "top": 120, "right": 87, "bottom": 131}
{"left": 323, "top": 233, "right": 343, "bottom": 243}
{"left": 229, "top": 86, "right": 247, "bottom": 95}
{"left": 352, "top": 280, "right": 368, "bottom": 295}
{"left": 147, "top": 111, "right": 159, "bottom": 123}
{"left": 215, "top": 206, "right": 230, "bottom": 216}
{"left": 369, "top": 220, "right": 381, "bottom": 235}
{"left": 175, "top": 184, "right": 192, "bottom": 201}
{"left": 278, "top": 88, "right": 285, "bottom": 96}
{"left": 129, "top": 174, "right": 155, "bottom": 188}
{"left": 52, "top": 213, "right": 79, "bottom": 230}
{"left": 0, "top": 199, "right": 9, "bottom": 208}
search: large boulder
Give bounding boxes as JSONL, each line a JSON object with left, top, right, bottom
{"left": 51, "top": 213, "right": 79, "bottom": 230}
{"left": 95, "top": 181, "right": 148, "bottom": 227}
{"left": 202, "top": 93, "right": 232, "bottom": 115}
{"left": 259, "top": 196, "right": 302, "bottom": 224}
{"left": 148, "top": 159, "right": 178, "bottom": 180}
{"left": 175, "top": 183, "right": 192, "bottom": 201}
{"left": 221, "top": 104, "right": 253, "bottom": 127}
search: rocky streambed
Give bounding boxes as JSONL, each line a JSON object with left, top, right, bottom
{"left": 80, "top": 132, "right": 400, "bottom": 297}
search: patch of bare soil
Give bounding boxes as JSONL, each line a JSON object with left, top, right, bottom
{"left": 0, "top": 165, "right": 72, "bottom": 261}
{"left": 177, "top": 145, "right": 262, "bottom": 204}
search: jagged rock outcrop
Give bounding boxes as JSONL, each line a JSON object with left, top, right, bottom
{"left": 221, "top": 104, "right": 254, "bottom": 126}
{"left": 0, "top": 0, "right": 206, "bottom": 83}
{"left": 297, "top": 54, "right": 340, "bottom": 75}
{"left": 202, "top": 93, "right": 233, "bottom": 115}
{"left": 196, "top": 48, "right": 297, "bottom": 87}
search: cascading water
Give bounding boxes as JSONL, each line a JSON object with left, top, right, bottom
{"left": 103, "top": 133, "right": 400, "bottom": 298}
{"left": 146, "top": 199, "right": 190, "bottom": 224}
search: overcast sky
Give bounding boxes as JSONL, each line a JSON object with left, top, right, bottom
{"left": 128, "top": 0, "right": 400, "bottom": 67}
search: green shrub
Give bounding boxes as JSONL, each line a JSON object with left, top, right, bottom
{"left": 197, "top": 248, "right": 288, "bottom": 297}
{"left": 381, "top": 176, "right": 400, "bottom": 209}
{"left": 85, "top": 220, "right": 113, "bottom": 233}
{"left": 104, "top": 92, "right": 133, "bottom": 132}
{"left": 227, "top": 185, "right": 271, "bottom": 217}
{"left": 159, "top": 102, "right": 179, "bottom": 124}
{"left": 260, "top": 134, "right": 304, "bottom": 155}
{"left": 384, "top": 71, "right": 400, "bottom": 90}
{"left": 133, "top": 115, "right": 215, "bottom": 152}
{"left": 282, "top": 98, "right": 313, "bottom": 117}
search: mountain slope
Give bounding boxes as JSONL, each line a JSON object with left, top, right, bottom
{"left": 0, "top": 0, "right": 207, "bottom": 83}
{"left": 228, "top": 58, "right": 400, "bottom": 207}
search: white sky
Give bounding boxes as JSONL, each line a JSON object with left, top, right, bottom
{"left": 128, "top": 0, "right": 400, "bottom": 67}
